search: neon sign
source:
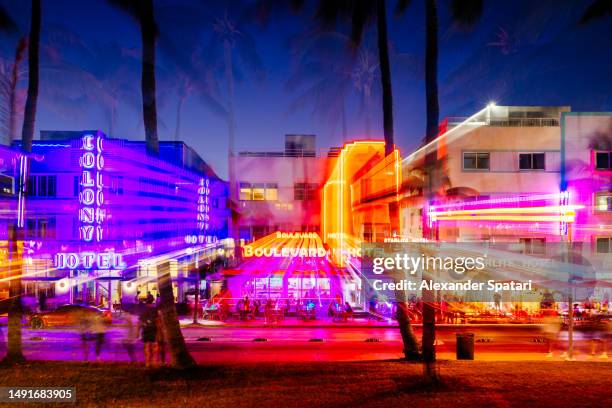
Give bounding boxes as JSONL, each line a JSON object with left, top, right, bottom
{"left": 79, "top": 134, "right": 105, "bottom": 242}
{"left": 276, "top": 232, "right": 318, "bottom": 239}
{"left": 244, "top": 246, "right": 328, "bottom": 258}
{"left": 54, "top": 251, "right": 126, "bottom": 270}
{"left": 185, "top": 177, "right": 217, "bottom": 244}
{"left": 198, "top": 177, "right": 210, "bottom": 232}
{"left": 559, "top": 190, "right": 570, "bottom": 236}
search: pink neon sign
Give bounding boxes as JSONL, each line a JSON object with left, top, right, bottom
{"left": 78, "top": 134, "right": 105, "bottom": 242}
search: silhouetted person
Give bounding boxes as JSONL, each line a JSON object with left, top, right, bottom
{"left": 91, "top": 313, "right": 107, "bottom": 361}
{"left": 79, "top": 313, "right": 93, "bottom": 361}
{"left": 123, "top": 313, "right": 139, "bottom": 363}
{"left": 344, "top": 302, "right": 354, "bottom": 320}
{"left": 38, "top": 291, "right": 47, "bottom": 311}
{"left": 155, "top": 308, "right": 167, "bottom": 366}
{"left": 139, "top": 305, "right": 157, "bottom": 368}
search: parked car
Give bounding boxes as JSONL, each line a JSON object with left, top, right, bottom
{"left": 28, "top": 304, "right": 112, "bottom": 329}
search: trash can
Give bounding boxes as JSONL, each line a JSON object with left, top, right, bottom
{"left": 456, "top": 333, "right": 474, "bottom": 360}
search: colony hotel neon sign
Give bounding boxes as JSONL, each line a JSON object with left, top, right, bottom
{"left": 54, "top": 252, "right": 126, "bottom": 270}
{"left": 185, "top": 177, "right": 218, "bottom": 244}
{"left": 54, "top": 133, "right": 125, "bottom": 270}
{"left": 79, "top": 134, "right": 104, "bottom": 242}
{"left": 198, "top": 177, "right": 210, "bottom": 232}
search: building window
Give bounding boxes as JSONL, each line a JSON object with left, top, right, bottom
{"left": 274, "top": 202, "right": 293, "bottom": 211}
{"left": 520, "top": 238, "right": 546, "bottom": 255}
{"left": 463, "top": 152, "right": 489, "bottom": 170}
{"left": 27, "top": 176, "right": 35, "bottom": 196}
{"left": 48, "top": 176, "right": 56, "bottom": 197}
{"left": 26, "top": 217, "right": 56, "bottom": 238}
{"left": 240, "top": 182, "right": 278, "bottom": 201}
{"left": 0, "top": 174, "right": 14, "bottom": 196}
{"left": 27, "top": 175, "right": 57, "bottom": 197}
{"left": 596, "top": 237, "right": 612, "bottom": 254}
{"left": 74, "top": 176, "right": 79, "bottom": 196}
{"left": 519, "top": 153, "right": 545, "bottom": 170}
{"left": 252, "top": 183, "right": 265, "bottom": 201}
{"left": 595, "top": 192, "right": 612, "bottom": 212}
{"left": 294, "top": 183, "right": 318, "bottom": 200}
{"left": 38, "top": 175, "right": 47, "bottom": 196}
{"left": 239, "top": 182, "right": 252, "bottom": 200}
{"left": 265, "top": 183, "right": 278, "bottom": 201}
{"left": 595, "top": 151, "right": 612, "bottom": 170}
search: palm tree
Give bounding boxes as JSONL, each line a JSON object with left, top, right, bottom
{"left": 426, "top": 0, "right": 482, "bottom": 377}
{"left": 0, "top": 8, "right": 23, "bottom": 145}
{"left": 40, "top": 38, "right": 141, "bottom": 137}
{"left": 203, "top": 2, "right": 265, "bottom": 239}
{"left": 7, "top": 39, "right": 27, "bottom": 142}
{"left": 287, "top": 31, "right": 379, "bottom": 141}
{"left": 108, "top": 0, "right": 159, "bottom": 154}
{"left": 396, "top": 0, "right": 485, "bottom": 379}
{"left": 151, "top": 2, "right": 225, "bottom": 142}
{"left": 302, "top": 0, "right": 420, "bottom": 361}
{"left": 580, "top": 0, "right": 612, "bottom": 23}
{"left": 309, "top": 1, "right": 396, "bottom": 155}
{"left": 1, "top": 0, "right": 39, "bottom": 365}
{"left": 107, "top": 0, "right": 195, "bottom": 369}
{"left": 163, "top": 48, "right": 224, "bottom": 142}
{"left": 421, "top": 0, "right": 441, "bottom": 378}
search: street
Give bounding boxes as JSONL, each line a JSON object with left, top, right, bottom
{"left": 3, "top": 322, "right": 608, "bottom": 364}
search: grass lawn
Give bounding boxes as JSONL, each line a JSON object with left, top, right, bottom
{"left": 0, "top": 360, "right": 610, "bottom": 407}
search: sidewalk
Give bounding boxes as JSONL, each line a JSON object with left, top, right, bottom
{"left": 178, "top": 316, "right": 547, "bottom": 329}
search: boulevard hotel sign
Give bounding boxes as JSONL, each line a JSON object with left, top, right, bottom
{"left": 53, "top": 133, "right": 126, "bottom": 270}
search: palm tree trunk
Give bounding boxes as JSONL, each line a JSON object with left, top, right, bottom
{"left": 9, "top": 37, "right": 27, "bottom": 142}
{"left": 141, "top": 0, "right": 159, "bottom": 156}
{"left": 341, "top": 101, "right": 347, "bottom": 142}
{"left": 224, "top": 40, "right": 236, "bottom": 157}
{"left": 376, "top": 0, "right": 394, "bottom": 156}
{"left": 425, "top": 0, "right": 439, "bottom": 145}
{"left": 224, "top": 39, "right": 239, "bottom": 240}
{"left": 376, "top": 0, "right": 420, "bottom": 360}
{"left": 4, "top": 0, "right": 41, "bottom": 365}
{"left": 108, "top": 102, "right": 117, "bottom": 137}
{"left": 174, "top": 94, "right": 185, "bottom": 141}
{"left": 21, "top": 0, "right": 40, "bottom": 153}
{"left": 422, "top": 0, "right": 439, "bottom": 380}
{"left": 5, "top": 223, "right": 25, "bottom": 364}
{"left": 139, "top": 1, "right": 195, "bottom": 369}
{"left": 157, "top": 261, "right": 196, "bottom": 369}
{"left": 395, "top": 288, "right": 421, "bottom": 360}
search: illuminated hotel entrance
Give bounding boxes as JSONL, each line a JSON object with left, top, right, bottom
{"left": 224, "top": 232, "right": 362, "bottom": 308}
{"left": 249, "top": 275, "right": 331, "bottom": 300}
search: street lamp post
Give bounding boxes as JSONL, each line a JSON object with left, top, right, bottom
{"left": 193, "top": 252, "right": 199, "bottom": 325}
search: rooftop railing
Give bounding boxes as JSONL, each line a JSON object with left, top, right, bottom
{"left": 447, "top": 117, "right": 560, "bottom": 127}
{"left": 237, "top": 147, "right": 342, "bottom": 158}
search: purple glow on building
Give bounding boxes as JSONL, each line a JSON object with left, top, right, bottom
{"left": 2, "top": 131, "right": 230, "bottom": 306}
